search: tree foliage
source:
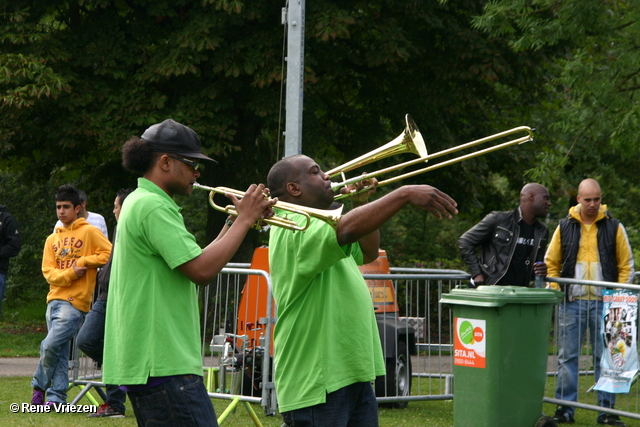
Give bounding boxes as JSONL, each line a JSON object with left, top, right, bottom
{"left": 472, "top": 0, "right": 640, "bottom": 261}
{"left": 1, "top": 0, "right": 638, "bottom": 299}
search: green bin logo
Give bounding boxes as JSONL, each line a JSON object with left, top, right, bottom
{"left": 454, "top": 318, "right": 486, "bottom": 368}
{"left": 459, "top": 320, "right": 475, "bottom": 344}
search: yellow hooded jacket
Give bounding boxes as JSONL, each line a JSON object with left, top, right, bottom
{"left": 545, "top": 204, "right": 634, "bottom": 299}
{"left": 42, "top": 217, "right": 112, "bottom": 312}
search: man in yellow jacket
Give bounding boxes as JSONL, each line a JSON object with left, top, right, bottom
{"left": 31, "top": 185, "right": 112, "bottom": 406}
{"left": 546, "top": 178, "right": 634, "bottom": 427}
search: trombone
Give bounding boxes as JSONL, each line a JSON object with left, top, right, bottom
{"left": 194, "top": 115, "right": 532, "bottom": 231}
{"left": 193, "top": 183, "right": 343, "bottom": 232}
{"left": 330, "top": 114, "right": 533, "bottom": 200}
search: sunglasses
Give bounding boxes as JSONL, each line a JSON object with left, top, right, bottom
{"left": 168, "top": 154, "right": 200, "bottom": 171}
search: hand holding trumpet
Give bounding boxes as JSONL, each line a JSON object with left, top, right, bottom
{"left": 223, "top": 184, "right": 277, "bottom": 227}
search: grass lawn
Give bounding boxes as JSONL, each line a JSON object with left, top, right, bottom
{"left": 0, "top": 322, "right": 46, "bottom": 358}
{"left": 2, "top": 375, "right": 640, "bottom": 426}
{"left": 0, "top": 375, "right": 459, "bottom": 427}
{"left": 0, "top": 313, "right": 457, "bottom": 426}
{"left": 3, "top": 304, "right": 640, "bottom": 426}
{"left": 0, "top": 302, "right": 47, "bottom": 358}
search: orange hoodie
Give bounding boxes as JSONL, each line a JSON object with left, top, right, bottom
{"left": 42, "top": 217, "right": 112, "bottom": 312}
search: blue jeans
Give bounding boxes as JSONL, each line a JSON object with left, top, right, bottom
{"left": 76, "top": 298, "right": 126, "bottom": 414}
{"left": 555, "top": 299, "right": 615, "bottom": 416}
{"left": 281, "top": 382, "right": 379, "bottom": 427}
{"left": 31, "top": 300, "right": 85, "bottom": 403}
{"left": 127, "top": 375, "right": 218, "bottom": 427}
{"left": 0, "top": 272, "right": 5, "bottom": 317}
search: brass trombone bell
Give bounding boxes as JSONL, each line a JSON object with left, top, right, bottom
{"left": 331, "top": 122, "right": 534, "bottom": 200}
{"left": 193, "top": 183, "right": 343, "bottom": 232}
{"left": 326, "top": 114, "right": 428, "bottom": 179}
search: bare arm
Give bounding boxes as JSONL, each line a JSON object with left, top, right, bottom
{"left": 178, "top": 184, "right": 276, "bottom": 285}
{"left": 349, "top": 199, "right": 380, "bottom": 264}
{"left": 337, "top": 184, "right": 458, "bottom": 247}
{"left": 341, "top": 176, "right": 380, "bottom": 264}
{"left": 212, "top": 216, "right": 235, "bottom": 243}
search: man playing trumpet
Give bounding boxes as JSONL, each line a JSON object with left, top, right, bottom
{"left": 103, "top": 119, "right": 275, "bottom": 427}
{"left": 266, "top": 154, "right": 458, "bottom": 427}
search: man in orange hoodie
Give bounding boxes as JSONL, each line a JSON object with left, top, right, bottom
{"left": 31, "top": 184, "right": 112, "bottom": 406}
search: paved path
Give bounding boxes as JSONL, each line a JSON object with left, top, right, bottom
{"left": 0, "top": 357, "right": 39, "bottom": 377}
{"left": 1, "top": 354, "right": 564, "bottom": 386}
{"left": 0, "top": 356, "right": 219, "bottom": 378}
{"left": 1, "top": 355, "right": 560, "bottom": 378}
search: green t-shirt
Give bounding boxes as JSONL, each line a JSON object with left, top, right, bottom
{"left": 269, "top": 212, "right": 385, "bottom": 412}
{"left": 103, "top": 178, "right": 203, "bottom": 385}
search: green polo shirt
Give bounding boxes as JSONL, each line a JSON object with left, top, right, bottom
{"left": 269, "top": 212, "right": 385, "bottom": 412}
{"left": 103, "top": 178, "right": 203, "bottom": 385}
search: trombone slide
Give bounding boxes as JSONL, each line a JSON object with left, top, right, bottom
{"left": 331, "top": 123, "right": 533, "bottom": 199}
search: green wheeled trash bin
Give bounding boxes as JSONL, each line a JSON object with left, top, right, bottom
{"left": 440, "top": 286, "right": 564, "bottom": 427}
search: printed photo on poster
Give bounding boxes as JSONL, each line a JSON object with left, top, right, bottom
{"left": 594, "top": 289, "right": 638, "bottom": 394}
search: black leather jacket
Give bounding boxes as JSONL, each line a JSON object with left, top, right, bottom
{"left": 458, "top": 207, "right": 549, "bottom": 286}
{"left": 0, "top": 205, "right": 22, "bottom": 274}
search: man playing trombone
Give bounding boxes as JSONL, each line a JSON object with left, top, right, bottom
{"left": 266, "top": 154, "right": 458, "bottom": 427}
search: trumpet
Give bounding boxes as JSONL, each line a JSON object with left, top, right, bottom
{"left": 193, "top": 183, "right": 343, "bottom": 232}
{"left": 330, "top": 115, "right": 533, "bottom": 200}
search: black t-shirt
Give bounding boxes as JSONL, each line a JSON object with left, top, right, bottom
{"left": 496, "top": 221, "right": 535, "bottom": 286}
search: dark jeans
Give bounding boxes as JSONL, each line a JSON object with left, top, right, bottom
{"left": 281, "top": 381, "right": 378, "bottom": 427}
{"left": 127, "top": 375, "right": 218, "bottom": 427}
{"left": 76, "top": 298, "right": 126, "bottom": 413}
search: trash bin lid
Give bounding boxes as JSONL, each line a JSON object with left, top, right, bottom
{"left": 440, "top": 285, "right": 564, "bottom": 308}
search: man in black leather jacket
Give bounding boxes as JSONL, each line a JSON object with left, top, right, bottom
{"left": 457, "top": 183, "right": 551, "bottom": 287}
{"left": 0, "top": 204, "right": 21, "bottom": 319}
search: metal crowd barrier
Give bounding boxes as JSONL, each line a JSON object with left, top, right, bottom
{"left": 199, "top": 265, "right": 469, "bottom": 414}
{"left": 66, "top": 265, "right": 275, "bottom": 425}
{"left": 68, "top": 338, "right": 106, "bottom": 406}
{"left": 201, "top": 267, "right": 278, "bottom": 419}
{"left": 544, "top": 276, "right": 640, "bottom": 421}
{"left": 68, "top": 265, "right": 640, "bottom": 423}
{"left": 363, "top": 269, "right": 469, "bottom": 405}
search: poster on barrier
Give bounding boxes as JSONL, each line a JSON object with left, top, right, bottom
{"left": 594, "top": 289, "right": 638, "bottom": 393}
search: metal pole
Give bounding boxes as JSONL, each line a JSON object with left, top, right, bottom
{"left": 282, "top": 0, "right": 305, "bottom": 157}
